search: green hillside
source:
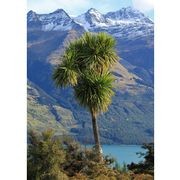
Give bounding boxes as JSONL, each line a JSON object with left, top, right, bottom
{"left": 27, "top": 80, "right": 77, "bottom": 136}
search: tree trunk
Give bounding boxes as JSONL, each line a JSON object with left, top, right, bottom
{"left": 91, "top": 112, "right": 103, "bottom": 161}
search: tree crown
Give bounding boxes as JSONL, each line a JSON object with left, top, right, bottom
{"left": 53, "top": 32, "right": 119, "bottom": 115}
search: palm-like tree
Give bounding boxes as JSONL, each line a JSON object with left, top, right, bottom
{"left": 74, "top": 72, "right": 114, "bottom": 157}
{"left": 53, "top": 32, "right": 119, "bottom": 160}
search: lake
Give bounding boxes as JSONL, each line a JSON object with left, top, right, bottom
{"left": 85, "top": 145, "right": 146, "bottom": 165}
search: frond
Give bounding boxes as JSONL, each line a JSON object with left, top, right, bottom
{"left": 52, "top": 49, "right": 78, "bottom": 87}
{"left": 74, "top": 72, "right": 115, "bottom": 114}
{"left": 74, "top": 32, "right": 119, "bottom": 72}
{"left": 52, "top": 32, "right": 119, "bottom": 116}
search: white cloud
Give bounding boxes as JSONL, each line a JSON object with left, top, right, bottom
{"left": 132, "top": 0, "right": 154, "bottom": 12}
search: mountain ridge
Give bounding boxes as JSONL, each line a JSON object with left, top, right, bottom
{"left": 28, "top": 7, "right": 153, "bottom": 31}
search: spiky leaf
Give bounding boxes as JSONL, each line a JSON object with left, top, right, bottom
{"left": 74, "top": 72, "right": 115, "bottom": 115}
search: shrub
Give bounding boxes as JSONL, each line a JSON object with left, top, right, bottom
{"left": 127, "top": 143, "right": 154, "bottom": 175}
{"left": 27, "top": 130, "right": 68, "bottom": 180}
{"left": 27, "top": 130, "right": 154, "bottom": 179}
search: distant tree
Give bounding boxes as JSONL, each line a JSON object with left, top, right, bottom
{"left": 53, "top": 32, "right": 119, "bottom": 160}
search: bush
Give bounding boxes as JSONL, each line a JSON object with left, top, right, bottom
{"left": 27, "top": 130, "right": 68, "bottom": 180}
{"left": 133, "top": 173, "right": 153, "bottom": 180}
{"left": 127, "top": 143, "right": 154, "bottom": 175}
{"left": 27, "top": 130, "right": 154, "bottom": 179}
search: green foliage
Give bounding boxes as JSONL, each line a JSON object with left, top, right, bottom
{"left": 52, "top": 48, "right": 78, "bottom": 87}
{"left": 114, "top": 161, "right": 128, "bottom": 173}
{"left": 52, "top": 32, "right": 119, "bottom": 115}
{"left": 127, "top": 143, "right": 154, "bottom": 175}
{"left": 73, "top": 32, "right": 119, "bottom": 72}
{"left": 74, "top": 72, "right": 114, "bottom": 114}
{"left": 52, "top": 32, "right": 118, "bottom": 83}
{"left": 56, "top": 139, "right": 124, "bottom": 179}
{"left": 28, "top": 130, "right": 153, "bottom": 179}
{"left": 52, "top": 32, "right": 119, "bottom": 158}
{"left": 27, "top": 130, "right": 68, "bottom": 180}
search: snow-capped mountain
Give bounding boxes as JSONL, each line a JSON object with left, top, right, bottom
{"left": 105, "top": 7, "right": 152, "bottom": 24}
{"left": 27, "top": 7, "right": 153, "bottom": 33}
{"left": 27, "top": 7, "right": 154, "bottom": 71}
{"left": 73, "top": 8, "right": 153, "bottom": 40}
{"left": 73, "top": 8, "right": 110, "bottom": 30}
{"left": 73, "top": 7, "right": 153, "bottom": 29}
{"left": 27, "top": 7, "right": 154, "bottom": 70}
{"left": 27, "top": 9, "right": 83, "bottom": 31}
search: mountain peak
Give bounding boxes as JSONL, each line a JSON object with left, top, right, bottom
{"left": 86, "top": 8, "right": 103, "bottom": 18}
{"left": 52, "top": 9, "right": 65, "bottom": 13}
{"left": 120, "top": 6, "right": 144, "bottom": 15}
{"left": 47, "top": 9, "right": 71, "bottom": 20}
{"left": 27, "top": 10, "right": 36, "bottom": 15}
{"left": 74, "top": 8, "right": 107, "bottom": 29}
{"left": 27, "top": 9, "right": 79, "bottom": 31}
{"left": 105, "top": 7, "right": 152, "bottom": 24}
{"left": 27, "top": 10, "right": 39, "bottom": 22}
{"left": 27, "top": 10, "right": 37, "bottom": 18}
{"left": 50, "top": 9, "right": 69, "bottom": 16}
{"left": 87, "top": 8, "right": 99, "bottom": 13}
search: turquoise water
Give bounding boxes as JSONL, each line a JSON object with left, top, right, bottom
{"left": 85, "top": 145, "right": 146, "bottom": 165}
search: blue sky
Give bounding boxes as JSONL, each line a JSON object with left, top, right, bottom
{"left": 27, "top": 0, "right": 154, "bottom": 20}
